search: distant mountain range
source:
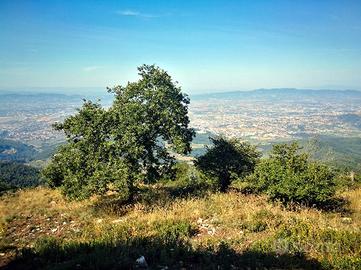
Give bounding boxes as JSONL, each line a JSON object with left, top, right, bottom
{"left": 0, "top": 92, "right": 83, "bottom": 102}
{"left": 0, "top": 90, "right": 115, "bottom": 103}
{"left": 2, "top": 88, "right": 361, "bottom": 101}
{"left": 191, "top": 88, "right": 361, "bottom": 100}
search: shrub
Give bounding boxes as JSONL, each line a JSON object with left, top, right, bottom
{"left": 247, "top": 142, "right": 336, "bottom": 206}
{"left": 195, "top": 137, "right": 261, "bottom": 192}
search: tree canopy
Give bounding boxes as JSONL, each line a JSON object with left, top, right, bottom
{"left": 43, "top": 65, "right": 195, "bottom": 200}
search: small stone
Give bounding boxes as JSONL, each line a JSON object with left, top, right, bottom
{"left": 208, "top": 227, "right": 216, "bottom": 235}
{"left": 135, "top": 256, "right": 148, "bottom": 268}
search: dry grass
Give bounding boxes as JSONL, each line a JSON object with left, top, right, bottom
{"left": 1, "top": 186, "right": 361, "bottom": 269}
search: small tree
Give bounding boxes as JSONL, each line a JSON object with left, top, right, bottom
{"left": 195, "top": 137, "right": 261, "bottom": 192}
{"left": 247, "top": 142, "right": 336, "bottom": 206}
{"left": 43, "top": 65, "right": 195, "bottom": 200}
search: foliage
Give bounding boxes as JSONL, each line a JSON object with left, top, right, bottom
{"left": 0, "top": 178, "right": 12, "bottom": 193}
{"left": 42, "top": 65, "right": 195, "bottom": 200}
{"left": 195, "top": 137, "right": 261, "bottom": 191}
{"left": 0, "top": 161, "right": 41, "bottom": 189}
{"left": 247, "top": 142, "right": 336, "bottom": 206}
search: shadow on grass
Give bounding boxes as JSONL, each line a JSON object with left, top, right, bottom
{"left": 231, "top": 184, "right": 352, "bottom": 214}
{"left": 316, "top": 197, "right": 352, "bottom": 214}
{"left": 3, "top": 236, "right": 324, "bottom": 270}
{"left": 91, "top": 181, "right": 213, "bottom": 216}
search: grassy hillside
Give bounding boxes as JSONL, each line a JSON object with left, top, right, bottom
{"left": 1, "top": 183, "right": 361, "bottom": 269}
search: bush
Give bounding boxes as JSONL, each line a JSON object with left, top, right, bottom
{"left": 247, "top": 142, "right": 336, "bottom": 206}
{"left": 195, "top": 137, "right": 261, "bottom": 192}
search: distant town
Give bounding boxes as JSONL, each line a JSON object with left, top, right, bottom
{"left": 0, "top": 89, "right": 361, "bottom": 147}
{"left": 189, "top": 91, "right": 361, "bottom": 142}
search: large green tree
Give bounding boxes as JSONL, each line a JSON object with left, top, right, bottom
{"left": 195, "top": 137, "right": 261, "bottom": 192}
{"left": 43, "top": 65, "right": 195, "bottom": 200}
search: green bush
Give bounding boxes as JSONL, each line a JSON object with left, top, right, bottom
{"left": 247, "top": 142, "right": 336, "bottom": 206}
{"left": 195, "top": 137, "right": 261, "bottom": 192}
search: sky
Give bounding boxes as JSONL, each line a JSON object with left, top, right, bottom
{"left": 0, "top": 0, "right": 361, "bottom": 94}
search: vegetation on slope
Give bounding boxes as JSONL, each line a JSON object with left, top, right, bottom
{"left": 1, "top": 66, "right": 360, "bottom": 269}
{"left": 246, "top": 142, "right": 336, "bottom": 207}
{"left": 0, "top": 182, "right": 360, "bottom": 269}
{"left": 0, "top": 139, "right": 38, "bottom": 162}
{"left": 0, "top": 162, "right": 41, "bottom": 189}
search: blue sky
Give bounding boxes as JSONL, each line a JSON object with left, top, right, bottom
{"left": 0, "top": 0, "right": 361, "bottom": 94}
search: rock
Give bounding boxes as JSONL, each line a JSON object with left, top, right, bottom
{"left": 136, "top": 256, "right": 148, "bottom": 268}
{"left": 208, "top": 227, "right": 216, "bottom": 235}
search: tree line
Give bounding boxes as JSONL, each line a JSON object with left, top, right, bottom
{"left": 0, "top": 161, "right": 41, "bottom": 192}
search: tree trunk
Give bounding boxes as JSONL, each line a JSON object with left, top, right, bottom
{"left": 220, "top": 173, "right": 230, "bottom": 192}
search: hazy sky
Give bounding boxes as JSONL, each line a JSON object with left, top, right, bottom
{"left": 1, "top": 0, "right": 361, "bottom": 93}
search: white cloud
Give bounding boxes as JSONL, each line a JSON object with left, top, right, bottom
{"left": 116, "top": 9, "right": 158, "bottom": 18}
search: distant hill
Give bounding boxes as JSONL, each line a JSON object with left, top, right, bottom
{"left": 191, "top": 88, "right": 361, "bottom": 101}
{"left": 0, "top": 139, "right": 38, "bottom": 162}
{"left": 0, "top": 92, "right": 83, "bottom": 103}
{"left": 0, "top": 91, "right": 114, "bottom": 108}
